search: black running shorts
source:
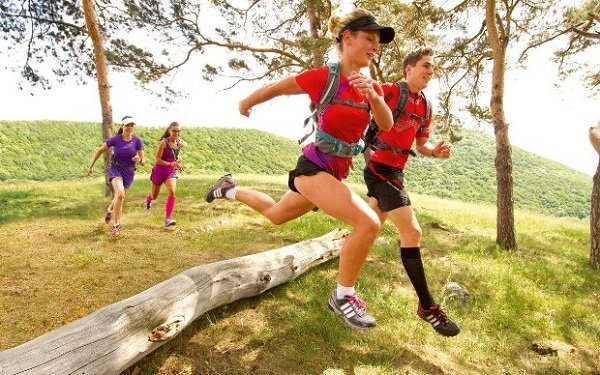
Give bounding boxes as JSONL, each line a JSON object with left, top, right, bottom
{"left": 364, "top": 160, "right": 411, "bottom": 212}
{"left": 288, "top": 155, "right": 327, "bottom": 193}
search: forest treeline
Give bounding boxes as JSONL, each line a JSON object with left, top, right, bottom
{"left": 0, "top": 120, "right": 591, "bottom": 219}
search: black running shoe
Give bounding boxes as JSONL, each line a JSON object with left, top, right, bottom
{"left": 204, "top": 174, "right": 236, "bottom": 203}
{"left": 327, "top": 290, "right": 376, "bottom": 330}
{"left": 417, "top": 304, "right": 460, "bottom": 336}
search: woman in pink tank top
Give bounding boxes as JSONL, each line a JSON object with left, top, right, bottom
{"left": 145, "top": 122, "right": 183, "bottom": 227}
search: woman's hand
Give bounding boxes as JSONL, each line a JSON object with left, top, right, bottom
{"left": 239, "top": 98, "right": 252, "bottom": 117}
{"left": 348, "top": 72, "right": 376, "bottom": 99}
{"left": 170, "top": 160, "right": 182, "bottom": 171}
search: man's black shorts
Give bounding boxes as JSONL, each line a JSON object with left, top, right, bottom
{"left": 364, "top": 160, "right": 411, "bottom": 212}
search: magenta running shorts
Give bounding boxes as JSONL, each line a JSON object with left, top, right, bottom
{"left": 150, "top": 165, "right": 177, "bottom": 185}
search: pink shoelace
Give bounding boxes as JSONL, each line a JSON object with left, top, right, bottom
{"left": 346, "top": 294, "right": 367, "bottom": 316}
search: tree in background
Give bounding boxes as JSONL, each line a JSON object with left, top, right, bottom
{"left": 105, "top": 0, "right": 436, "bottom": 89}
{"left": 103, "top": 0, "right": 333, "bottom": 92}
{"left": 484, "top": 0, "right": 514, "bottom": 249}
{"left": 0, "top": 0, "right": 128, "bottom": 193}
{"left": 1, "top": 1, "right": 90, "bottom": 89}
{"left": 589, "top": 121, "right": 600, "bottom": 268}
{"left": 560, "top": 1, "right": 599, "bottom": 269}
{"left": 0, "top": 0, "right": 437, "bottom": 104}
{"left": 1, "top": 1, "right": 338, "bottom": 97}
{"left": 82, "top": 0, "right": 113, "bottom": 195}
{"left": 430, "top": 0, "right": 597, "bottom": 250}
{"left": 520, "top": 1, "right": 600, "bottom": 94}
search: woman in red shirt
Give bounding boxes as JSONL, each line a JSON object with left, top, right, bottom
{"left": 205, "top": 9, "right": 394, "bottom": 330}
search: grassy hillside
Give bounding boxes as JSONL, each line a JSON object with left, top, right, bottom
{"left": 400, "top": 131, "right": 593, "bottom": 219}
{"left": 0, "top": 120, "right": 300, "bottom": 180}
{"left": 0, "top": 120, "right": 592, "bottom": 218}
{"left": 0, "top": 176, "right": 597, "bottom": 374}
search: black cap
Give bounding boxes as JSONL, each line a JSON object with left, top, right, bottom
{"left": 339, "top": 15, "right": 395, "bottom": 44}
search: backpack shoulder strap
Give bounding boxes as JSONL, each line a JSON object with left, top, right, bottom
{"left": 299, "top": 63, "right": 340, "bottom": 144}
{"left": 422, "top": 92, "right": 432, "bottom": 124}
{"left": 362, "top": 81, "right": 414, "bottom": 155}
{"left": 414, "top": 90, "right": 432, "bottom": 126}
{"left": 316, "top": 63, "right": 340, "bottom": 114}
{"left": 392, "top": 81, "right": 410, "bottom": 123}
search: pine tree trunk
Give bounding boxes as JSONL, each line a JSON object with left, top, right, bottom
{"left": 486, "top": 0, "right": 517, "bottom": 249}
{"left": 495, "top": 129, "right": 516, "bottom": 249}
{"left": 590, "top": 159, "right": 600, "bottom": 268}
{"left": 306, "top": 0, "right": 324, "bottom": 67}
{"left": 82, "top": 0, "right": 114, "bottom": 197}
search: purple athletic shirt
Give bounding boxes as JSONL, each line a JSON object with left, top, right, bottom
{"left": 105, "top": 134, "right": 144, "bottom": 169}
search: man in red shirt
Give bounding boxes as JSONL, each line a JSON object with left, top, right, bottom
{"left": 364, "top": 47, "right": 460, "bottom": 336}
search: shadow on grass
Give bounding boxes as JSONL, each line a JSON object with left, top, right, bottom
{"left": 124, "top": 281, "right": 449, "bottom": 375}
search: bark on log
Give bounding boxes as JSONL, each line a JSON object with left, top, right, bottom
{"left": 0, "top": 229, "right": 347, "bottom": 375}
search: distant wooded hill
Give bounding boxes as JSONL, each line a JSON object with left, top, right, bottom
{"left": 0, "top": 120, "right": 592, "bottom": 218}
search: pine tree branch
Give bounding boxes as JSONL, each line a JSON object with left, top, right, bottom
{"left": 2, "top": 12, "right": 86, "bottom": 33}
{"left": 193, "top": 38, "right": 305, "bottom": 66}
{"left": 572, "top": 28, "right": 600, "bottom": 39}
{"left": 518, "top": 27, "right": 572, "bottom": 62}
{"left": 219, "top": 62, "right": 299, "bottom": 90}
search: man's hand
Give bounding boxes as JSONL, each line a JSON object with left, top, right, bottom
{"left": 433, "top": 140, "right": 451, "bottom": 159}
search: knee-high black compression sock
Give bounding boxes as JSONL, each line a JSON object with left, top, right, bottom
{"left": 400, "top": 247, "right": 435, "bottom": 308}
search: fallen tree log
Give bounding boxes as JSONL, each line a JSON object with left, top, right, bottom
{"left": 0, "top": 229, "right": 347, "bottom": 375}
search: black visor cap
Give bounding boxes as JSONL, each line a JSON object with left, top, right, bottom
{"left": 342, "top": 16, "right": 395, "bottom": 44}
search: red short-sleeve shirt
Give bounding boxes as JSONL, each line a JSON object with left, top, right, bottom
{"left": 295, "top": 66, "right": 384, "bottom": 179}
{"left": 369, "top": 82, "right": 432, "bottom": 169}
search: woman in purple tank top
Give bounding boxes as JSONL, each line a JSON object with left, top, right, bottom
{"left": 86, "top": 116, "right": 145, "bottom": 235}
{"left": 145, "top": 122, "right": 183, "bottom": 227}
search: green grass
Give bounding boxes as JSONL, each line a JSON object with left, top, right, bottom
{"left": 0, "top": 175, "right": 598, "bottom": 375}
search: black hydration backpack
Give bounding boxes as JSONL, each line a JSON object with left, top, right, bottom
{"left": 363, "top": 81, "right": 431, "bottom": 156}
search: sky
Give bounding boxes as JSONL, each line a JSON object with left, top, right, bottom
{"left": 1, "top": 3, "right": 599, "bottom": 177}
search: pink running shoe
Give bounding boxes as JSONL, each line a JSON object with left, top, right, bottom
{"left": 327, "top": 290, "right": 376, "bottom": 330}
{"left": 111, "top": 224, "right": 121, "bottom": 236}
